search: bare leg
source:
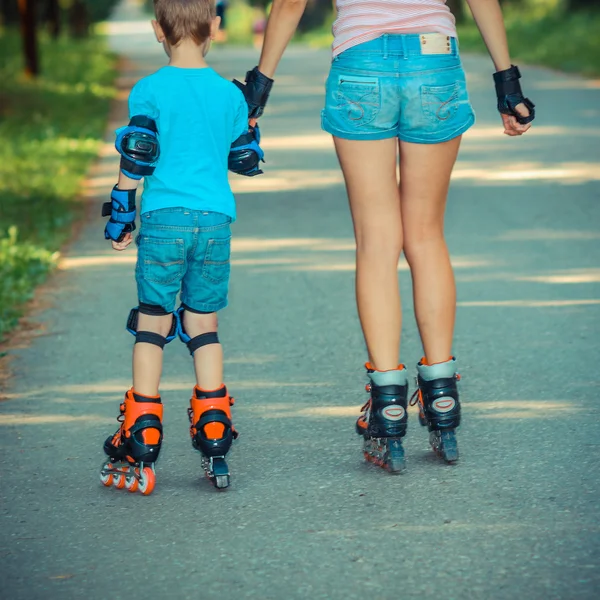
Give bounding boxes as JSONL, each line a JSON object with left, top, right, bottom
{"left": 399, "top": 137, "right": 461, "bottom": 364}
{"left": 334, "top": 137, "right": 402, "bottom": 371}
{"left": 132, "top": 313, "right": 174, "bottom": 396}
{"left": 182, "top": 311, "right": 223, "bottom": 390}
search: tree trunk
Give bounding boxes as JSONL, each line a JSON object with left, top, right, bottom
{"left": 46, "top": 0, "right": 61, "bottom": 39}
{"left": 69, "top": 0, "right": 89, "bottom": 38}
{"left": 446, "top": 0, "right": 465, "bottom": 24}
{"left": 18, "top": 0, "right": 40, "bottom": 77}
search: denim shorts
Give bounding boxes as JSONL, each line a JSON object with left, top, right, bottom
{"left": 321, "top": 33, "right": 475, "bottom": 143}
{"left": 135, "top": 208, "right": 232, "bottom": 314}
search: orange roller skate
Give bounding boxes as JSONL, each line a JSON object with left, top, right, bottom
{"left": 100, "top": 389, "right": 163, "bottom": 496}
{"left": 188, "top": 384, "right": 238, "bottom": 490}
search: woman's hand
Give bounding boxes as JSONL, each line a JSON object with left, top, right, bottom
{"left": 501, "top": 103, "right": 532, "bottom": 136}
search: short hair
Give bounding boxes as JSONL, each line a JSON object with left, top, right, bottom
{"left": 154, "top": 0, "right": 216, "bottom": 46}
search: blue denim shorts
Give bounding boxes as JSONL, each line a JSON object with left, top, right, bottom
{"left": 135, "top": 208, "right": 232, "bottom": 314}
{"left": 321, "top": 33, "right": 475, "bottom": 143}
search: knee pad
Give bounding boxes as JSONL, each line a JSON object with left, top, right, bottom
{"left": 127, "top": 305, "right": 177, "bottom": 349}
{"left": 115, "top": 116, "right": 160, "bottom": 180}
{"left": 175, "top": 306, "right": 220, "bottom": 355}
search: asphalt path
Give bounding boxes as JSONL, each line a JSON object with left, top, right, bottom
{"left": 1, "top": 1, "right": 599, "bottom": 598}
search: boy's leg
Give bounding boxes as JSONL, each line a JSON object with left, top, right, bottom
{"left": 133, "top": 311, "right": 177, "bottom": 396}
{"left": 182, "top": 310, "right": 223, "bottom": 391}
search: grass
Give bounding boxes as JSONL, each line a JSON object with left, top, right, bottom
{"left": 297, "top": 2, "right": 600, "bottom": 77}
{"left": 0, "top": 30, "right": 117, "bottom": 339}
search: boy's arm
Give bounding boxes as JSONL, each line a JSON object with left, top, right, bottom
{"left": 228, "top": 91, "right": 265, "bottom": 177}
{"left": 103, "top": 82, "right": 160, "bottom": 249}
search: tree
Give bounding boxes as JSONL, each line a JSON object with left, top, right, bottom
{"left": 18, "top": 0, "right": 40, "bottom": 77}
{"left": 447, "top": 0, "right": 466, "bottom": 24}
{"left": 46, "top": 0, "right": 61, "bottom": 39}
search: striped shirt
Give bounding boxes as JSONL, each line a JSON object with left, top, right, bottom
{"left": 332, "top": 0, "right": 457, "bottom": 56}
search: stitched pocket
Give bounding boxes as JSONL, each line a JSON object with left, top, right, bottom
{"left": 202, "top": 237, "right": 231, "bottom": 284}
{"left": 139, "top": 236, "right": 185, "bottom": 284}
{"left": 336, "top": 75, "right": 381, "bottom": 127}
{"left": 421, "top": 82, "right": 459, "bottom": 123}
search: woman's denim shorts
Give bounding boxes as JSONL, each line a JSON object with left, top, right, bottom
{"left": 321, "top": 33, "right": 475, "bottom": 143}
{"left": 135, "top": 208, "right": 232, "bottom": 314}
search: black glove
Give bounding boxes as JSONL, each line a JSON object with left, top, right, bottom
{"left": 233, "top": 66, "right": 274, "bottom": 120}
{"left": 493, "top": 65, "right": 535, "bottom": 125}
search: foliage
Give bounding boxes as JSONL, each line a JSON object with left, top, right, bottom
{"left": 0, "top": 29, "right": 116, "bottom": 337}
{"left": 458, "top": 2, "right": 600, "bottom": 76}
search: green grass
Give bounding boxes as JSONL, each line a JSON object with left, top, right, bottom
{"left": 0, "top": 30, "right": 117, "bottom": 339}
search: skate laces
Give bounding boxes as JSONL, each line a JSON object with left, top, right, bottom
{"left": 409, "top": 389, "right": 422, "bottom": 407}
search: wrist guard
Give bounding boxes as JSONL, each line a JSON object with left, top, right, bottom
{"left": 493, "top": 65, "right": 535, "bottom": 125}
{"left": 115, "top": 116, "right": 160, "bottom": 180}
{"left": 233, "top": 66, "right": 274, "bottom": 119}
{"left": 229, "top": 125, "right": 265, "bottom": 177}
{"left": 102, "top": 186, "right": 137, "bottom": 242}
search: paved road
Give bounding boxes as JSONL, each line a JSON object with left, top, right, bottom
{"left": 1, "top": 2, "right": 600, "bottom": 598}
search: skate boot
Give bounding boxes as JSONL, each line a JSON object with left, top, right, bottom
{"left": 188, "top": 384, "right": 238, "bottom": 490}
{"left": 411, "top": 357, "right": 461, "bottom": 463}
{"left": 100, "top": 389, "right": 163, "bottom": 495}
{"left": 356, "top": 364, "right": 409, "bottom": 474}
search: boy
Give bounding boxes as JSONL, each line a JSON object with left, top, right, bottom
{"left": 99, "top": 0, "right": 263, "bottom": 495}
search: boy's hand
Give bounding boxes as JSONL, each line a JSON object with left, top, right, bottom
{"left": 112, "top": 232, "right": 132, "bottom": 251}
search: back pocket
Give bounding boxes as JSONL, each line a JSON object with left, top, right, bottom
{"left": 421, "top": 82, "right": 459, "bottom": 123}
{"left": 202, "top": 237, "right": 231, "bottom": 284}
{"left": 336, "top": 75, "right": 381, "bottom": 127}
{"left": 139, "top": 236, "right": 185, "bottom": 284}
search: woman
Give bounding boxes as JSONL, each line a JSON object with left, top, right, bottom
{"left": 235, "top": 0, "right": 534, "bottom": 472}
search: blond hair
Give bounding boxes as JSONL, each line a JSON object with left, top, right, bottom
{"left": 154, "top": 0, "right": 216, "bottom": 46}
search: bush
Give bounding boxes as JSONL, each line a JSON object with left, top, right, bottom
{"left": 0, "top": 29, "right": 116, "bottom": 338}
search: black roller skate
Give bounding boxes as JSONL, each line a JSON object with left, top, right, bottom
{"left": 356, "top": 364, "right": 409, "bottom": 474}
{"left": 188, "top": 385, "right": 238, "bottom": 490}
{"left": 410, "top": 357, "right": 461, "bottom": 463}
{"left": 100, "top": 389, "right": 163, "bottom": 495}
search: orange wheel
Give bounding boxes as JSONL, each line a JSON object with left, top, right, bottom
{"left": 138, "top": 467, "right": 156, "bottom": 496}
{"left": 126, "top": 470, "right": 139, "bottom": 493}
{"left": 114, "top": 468, "right": 127, "bottom": 489}
{"left": 100, "top": 471, "right": 114, "bottom": 487}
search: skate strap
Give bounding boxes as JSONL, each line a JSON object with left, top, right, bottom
{"left": 129, "top": 418, "right": 163, "bottom": 436}
{"left": 409, "top": 389, "right": 421, "bottom": 406}
{"left": 197, "top": 410, "right": 231, "bottom": 429}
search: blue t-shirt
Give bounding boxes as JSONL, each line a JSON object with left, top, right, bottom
{"left": 125, "top": 66, "right": 248, "bottom": 220}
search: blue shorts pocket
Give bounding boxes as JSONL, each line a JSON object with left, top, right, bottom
{"left": 421, "top": 82, "right": 460, "bottom": 123}
{"left": 139, "top": 236, "right": 185, "bottom": 285}
{"left": 335, "top": 75, "right": 381, "bottom": 127}
{"left": 202, "top": 237, "right": 231, "bottom": 284}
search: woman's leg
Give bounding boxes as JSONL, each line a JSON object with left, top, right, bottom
{"left": 399, "top": 137, "right": 461, "bottom": 364}
{"left": 334, "top": 137, "right": 402, "bottom": 371}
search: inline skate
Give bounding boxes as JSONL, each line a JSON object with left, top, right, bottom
{"left": 410, "top": 357, "right": 461, "bottom": 463}
{"left": 356, "top": 365, "right": 409, "bottom": 474}
{"left": 100, "top": 389, "right": 163, "bottom": 495}
{"left": 188, "top": 384, "right": 238, "bottom": 489}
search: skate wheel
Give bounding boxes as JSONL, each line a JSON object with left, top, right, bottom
{"left": 214, "top": 475, "right": 230, "bottom": 489}
{"left": 441, "top": 431, "right": 459, "bottom": 464}
{"left": 100, "top": 471, "right": 114, "bottom": 487}
{"left": 138, "top": 466, "right": 155, "bottom": 496}
{"left": 125, "top": 470, "right": 139, "bottom": 493}
{"left": 113, "top": 473, "right": 126, "bottom": 489}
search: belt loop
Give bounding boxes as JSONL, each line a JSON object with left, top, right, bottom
{"left": 401, "top": 34, "right": 408, "bottom": 60}
{"left": 383, "top": 33, "right": 388, "bottom": 60}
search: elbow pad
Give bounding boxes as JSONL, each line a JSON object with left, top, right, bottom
{"left": 228, "top": 125, "right": 265, "bottom": 177}
{"left": 115, "top": 115, "right": 160, "bottom": 180}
